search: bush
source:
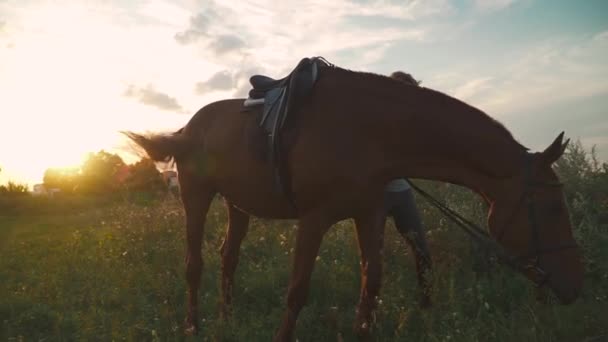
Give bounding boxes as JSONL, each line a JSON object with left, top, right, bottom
{"left": 0, "top": 181, "right": 29, "bottom": 196}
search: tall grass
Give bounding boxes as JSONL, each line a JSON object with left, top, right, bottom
{"left": 1, "top": 142, "right": 606, "bottom": 341}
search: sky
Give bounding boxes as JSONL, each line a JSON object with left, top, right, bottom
{"left": 1, "top": 0, "right": 607, "bottom": 187}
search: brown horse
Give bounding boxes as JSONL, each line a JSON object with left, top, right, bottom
{"left": 219, "top": 68, "right": 435, "bottom": 327}
{"left": 125, "top": 63, "right": 583, "bottom": 341}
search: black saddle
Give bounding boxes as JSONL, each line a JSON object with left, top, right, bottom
{"left": 243, "top": 56, "right": 332, "bottom": 209}
{"left": 250, "top": 75, "right": 285, "bottom": 91}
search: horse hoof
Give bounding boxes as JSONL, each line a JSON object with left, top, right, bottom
{"left": 272, "top": 331, "right": 293, "bottom": 342}
{"left": 184, "top": 319, "right": 199, "bottom": 336}
{"left": 353, "top": 320, "right": 372, "bottom": 339}
{"left": 184, "top": 325, "right": 198, "bottom": 336}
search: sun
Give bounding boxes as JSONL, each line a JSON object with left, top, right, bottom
{"left": 0, "top": 3, "right": 209, "bottom": 189}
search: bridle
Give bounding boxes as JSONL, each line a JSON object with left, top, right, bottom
{"left": 406, "top": 154, "right": 579, "bottom": 288}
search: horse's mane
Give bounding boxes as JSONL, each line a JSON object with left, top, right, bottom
{"left": 322, "top": 63, "right": 528, "bottom": 152}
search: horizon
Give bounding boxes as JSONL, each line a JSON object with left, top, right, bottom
{"left": 1, "top": 0, "right": 607, "bottom": 188}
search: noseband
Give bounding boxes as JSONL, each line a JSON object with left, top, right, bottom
{"left": 407, "top": 154, "right": 579, "bottom": 288}
{"left": 494, "top": 154, "right": 579, "bottom": 287}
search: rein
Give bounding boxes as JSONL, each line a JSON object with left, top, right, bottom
{"left": 405, "top": 179, "right": 517, "bottom": 266}
{"left": 404, "top": 155, "right": 578, "bottom": 287}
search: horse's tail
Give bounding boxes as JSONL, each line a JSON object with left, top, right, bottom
{"left": 122, "top": 128, "right": 192, "bottom": 162}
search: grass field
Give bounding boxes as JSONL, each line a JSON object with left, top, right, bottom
{"left": 1, "top": 145, "right": 607, "bottom": 341}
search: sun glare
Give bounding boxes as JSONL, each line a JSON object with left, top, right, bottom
{"left": 0, "top": 4, "right": 193, "bottom": 189}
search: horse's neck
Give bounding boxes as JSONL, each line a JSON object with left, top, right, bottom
{"left": 378, "top": 91, "right": 526, "bottom": 200}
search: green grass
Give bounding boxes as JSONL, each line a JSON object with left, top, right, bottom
{"left": 1, "top": 188, "right": 606, "bottom": 341}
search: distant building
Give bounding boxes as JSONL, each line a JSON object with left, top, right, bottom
{"left": 32, "top": 184, "right": 47, "bottom": 196}
{"left": 32, "top": 184, "right": 61, "bottom": 198}
{"left": 48, "top": 188, "right": 61, "bottom": 198}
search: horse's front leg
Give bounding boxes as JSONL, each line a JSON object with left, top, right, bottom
{"left": 274, "top": 213, "right": 331, "bottom": 342}
{"left": 353, "top": 207, "right": 386, "bottom": 337}
{"left": 219, "top": 200, "right": 250, "bottom": 319}
{"left": 181, "top": 183, "right": 215, "bottom": 335}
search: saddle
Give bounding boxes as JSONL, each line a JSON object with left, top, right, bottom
{"left": 243, "top": 56, "right": 332, "bottom": 209}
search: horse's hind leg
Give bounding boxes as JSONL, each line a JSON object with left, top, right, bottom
{"left": 353, "top": 207, "right": 386, "bottom": 337}
{"left": 274, "top": 212, "right": 332, "bottom": 342}
{"left": 219, "top": 200, "right": 250, "bottom": 318}
{"left": 180, "top": 180, "right": 215, "bottom": 335}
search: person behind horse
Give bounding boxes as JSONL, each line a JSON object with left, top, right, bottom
{"left": 384, "top": 70, "right": 432, "bottom": 304}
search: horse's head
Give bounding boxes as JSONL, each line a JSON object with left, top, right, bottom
{"left": 487, "top": 132, "right": 583, "bottom": 304}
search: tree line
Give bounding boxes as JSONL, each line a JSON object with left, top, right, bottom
{"left": 0, "top": 151, "right": 171, "bottom": 197}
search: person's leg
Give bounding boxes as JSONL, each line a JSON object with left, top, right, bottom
{"left": 389, "top": 189, "right": 430, "bottom": 259}
{"left": 387, "top": 189, "right": 433, "bottom": 306}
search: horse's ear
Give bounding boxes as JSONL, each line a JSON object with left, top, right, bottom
{"left": 541, "top": 131, "right": 569, "bottom": 165}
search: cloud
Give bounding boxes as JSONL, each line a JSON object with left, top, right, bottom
{"left": 124, "top": 85, "right": 185, "bottom": 113}
{"left": 209, "top": 34, "right": 245, "bottom": 55}
{"left": 173, "top": 0, "right": 448, "bottom": 74}
{"left": 172, "top": 0, "right": 457, "bottom": 99}
{"left": 427, "top": 32, "right": 608, "bottom": 118}
{"left": 195, "top": 70, "right": 233, "bottom": 94}
{"left": 174, "top": 29, "right": 204, "bottom": 45}
{"left": 452, "top": 77, "right": 494, "bottom": 101}
{"left": 174, "top": 10, "right": 217, "bottom": 45}
{"left": 330, "top": 0, "right": 454, "bottom": 20}
{"left": 137, "top": 0, "right": 190, "bottom": 27}
{"left": 581, "top": 135, "right": 608, "bottom": 161}
{"left": 473, "top": 0, "right": 520, "bottom": 12}
{"left": 232, "top": 65, "right": 268, "bottom": 98}
{"left": 174, "top": 7, "right": 246, "bottom": 56}
{"left": 593, "top": 30, "right": 608, "bottom": 42}
{"left": 174, "top": 7, "right": 249, "bottom": 64}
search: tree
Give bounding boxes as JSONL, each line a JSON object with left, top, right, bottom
{"left": 78, "top": 150, "right": 127, "bottom": 194}
{"left": 124, "top": 158, "right": 167, "bottom": 194}
{"left": 554, "top": 139, "right": 608, "bottom": 228}
{"left": 43, "top": 167, "right": 80, "bottom": 193}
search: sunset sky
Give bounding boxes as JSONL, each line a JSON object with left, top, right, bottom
{"left": 1, "top": 0, "right": 607, "bottom": 188}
